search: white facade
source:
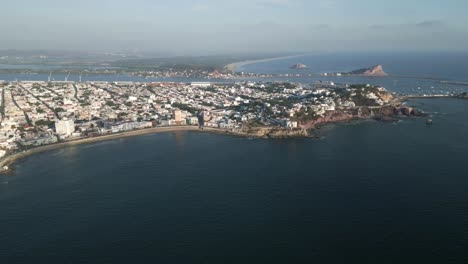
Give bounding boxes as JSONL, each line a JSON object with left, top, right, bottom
{"left": 55, "top": 119, "right": 75, "bottom": 136}
{"left": 191, "top": 82, "right": 211, "bottom": 87}
{"left": 286, "top": 120, "right": 298, "bottom": 129}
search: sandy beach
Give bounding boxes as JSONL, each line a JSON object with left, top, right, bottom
{"left": 0, "top": 126, "right": 230, "bottom": 175}
{"left": 224, "top": 53, "right": 312, "bottom": 72}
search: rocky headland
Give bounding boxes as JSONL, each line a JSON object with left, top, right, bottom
{"left": 229, "top": 127, "right": 311, "bottom": 139}
{"left": 300, "top": 104, "right": 425, "bottom": 129}
{"left": 324, "top": 65, "right": 388, "bottom": 77}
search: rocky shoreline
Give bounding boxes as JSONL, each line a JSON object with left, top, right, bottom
{"left": 302, "top": 105, "right": 426, "bottom": 129}
{"left": 227, "top": 127, "right": 312, "bottom": 139}
{"left": 0, "top": 103, "right": 426, "bottom": 175}
{"left": 300, "top": 104, "right": 425, "bottom": 129}
{"left": 217, "top": 102, "right": 426, "bottom": 139}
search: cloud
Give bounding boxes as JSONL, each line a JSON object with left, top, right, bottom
{"left": 191, "top": 0, "right": 304, "bottom": 9}
{"left": 415, "top": 20, "right": 445, "bottom": 28}
{"left": 369, "top": 20, "right": 447, "bottom": 30}
{"left": 318, "top": 0, "right": 337, "bottom": 9}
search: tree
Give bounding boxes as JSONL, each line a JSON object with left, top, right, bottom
{"left": 35, "top": 120, "right": 54, "bottom": 127}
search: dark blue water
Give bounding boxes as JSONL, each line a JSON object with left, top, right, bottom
{"left": 241, "top": 52, "right": 468, "bottom": 81}
{"left": 1, "top": 98, "right": 467, "bottom": 263}
{"left": 237, "top": 52, "right": 468, "bottom": 96}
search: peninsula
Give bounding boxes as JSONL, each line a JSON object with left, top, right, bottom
{"left": 0, "top": 80, "right": 422, "bottom": 174}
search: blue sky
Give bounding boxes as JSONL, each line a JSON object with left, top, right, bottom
{"left": 1, "top": 0, "right": 467, "bottom": 54}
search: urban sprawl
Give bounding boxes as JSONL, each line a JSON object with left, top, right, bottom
{"left": 0, "top": 80, "right": 395, "bottom": 159}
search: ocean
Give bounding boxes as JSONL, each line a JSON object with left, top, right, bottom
{"left": 1, "top": 53, "right": 468, "bottom": 263}
{"left": 239, "top": 52, "right": 468, "bottom": 81}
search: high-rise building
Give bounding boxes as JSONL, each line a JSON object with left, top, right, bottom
{"left": 173, "top": 109, "right": 186, "bottom": 126}
{"left": 55, "top": 119, "right": 75, "bottom": 136}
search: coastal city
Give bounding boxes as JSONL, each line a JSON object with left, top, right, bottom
{"left": 0, "top": 79, "right": 408, "bottom": 160}
{"left": 3, "top": 1, "right": 468, "bottom": 262}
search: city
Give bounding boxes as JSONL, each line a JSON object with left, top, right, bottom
{"left": 0, "top": 79, "right": 407, "bottom": 160}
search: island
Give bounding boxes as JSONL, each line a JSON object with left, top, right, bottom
{"left": 322, "top": 65, "right": 388, "bottom": 77}
{"left": 290, "top": 63, "right": 308, "bottom": 69}
{"left": 0, "top": 80, "right": 423, "bottom": 174}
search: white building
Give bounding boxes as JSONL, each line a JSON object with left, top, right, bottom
{"left": 191, "top": 82, "right": 211, "bottom": 87}
{"left": 55, "top": 119, "right": 75, "bottom": 136}
{"left": 286, "top": 120, "right": 298, "bottom": 129}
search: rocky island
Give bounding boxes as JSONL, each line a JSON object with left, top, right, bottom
{"left": 290, "top": 63, "right": 308, "bottom": 69}
{"left": 323, "top": 65, "right": 388, "bottom": 77}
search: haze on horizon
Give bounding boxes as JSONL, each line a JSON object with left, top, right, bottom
{"left": 2, "top": 0, "right": 468, "bottom": 55}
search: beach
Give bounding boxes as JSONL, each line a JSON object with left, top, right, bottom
{"left": 0, "top": 126, "right": 229, "bottom": 175}
{"left": 224, "top": 53, "right": 312, "bottom": 72}
{"left": 0, "top": 124, "right": 319, "bottom": 175}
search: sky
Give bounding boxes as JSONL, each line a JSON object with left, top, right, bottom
{"left": 1, "top": 0, "right": 468, "bottom": 55}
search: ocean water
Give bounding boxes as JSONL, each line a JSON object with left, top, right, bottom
{"left": 1, "top": 53, "right": 468, "bottom": 263}
{"left": 1, "top": 98, "right": 468, "bottom": 263}
{"left": 240, "top": 52, "right": 468, "bottom": 95}
{"left": 240, "top": 52, "right": 468, "bottom": 81}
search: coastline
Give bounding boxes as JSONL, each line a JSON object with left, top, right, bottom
{"left": 0, "top": 91, "right": 439, "bottom": 176}
{"left": 0, "top": 125, "right": 318, "bottom": 175}
{"left": 0, "top": 126, "right": 230, "bottom": 175}
{"left": 224, "top": 53, "right": 312, "bottom": 72}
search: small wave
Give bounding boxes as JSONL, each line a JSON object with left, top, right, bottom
{"left": 49, "top": 150, "right": 65, "bottom": 156}
{"left": 140, "top": 134, "right": 156, "bottom": 138}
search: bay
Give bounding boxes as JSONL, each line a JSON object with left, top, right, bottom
{"left": 1, "top": 98, "right": 467, "bottom": 263}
